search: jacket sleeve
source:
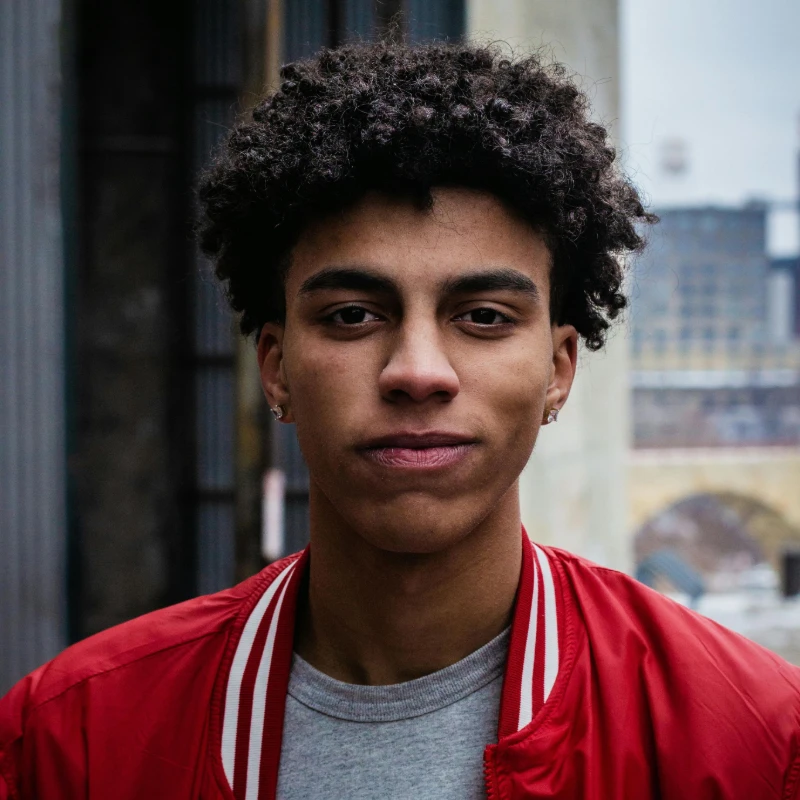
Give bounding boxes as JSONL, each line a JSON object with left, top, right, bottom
{"left": 0, "top": 770, "right": 12, "bottom": 800}
{"left": 0, "top": 664, "right": 66, "bottom": 800}
{"left": 0, "top": 668, "right": 92, "bottom": 800}
{"left": 786, "top": 752, "right": 800, "bottom": 800}
{"left": 0, "top": 739, "right": 21, "bottom": 800}
{"left": 0, "top": 673, "right": 30, "bottom": 800}
{"left": 783, "top": 682, "right": 800, "bottom": 800}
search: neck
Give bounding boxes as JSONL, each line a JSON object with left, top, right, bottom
{"left": 294, "top": 486, "right": 523, "bottom": 685}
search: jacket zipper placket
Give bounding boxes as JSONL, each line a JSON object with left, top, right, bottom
{"left": 484, "top": 745, "right": 501, "bottom": 800}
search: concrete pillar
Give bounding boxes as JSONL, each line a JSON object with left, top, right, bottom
{"left": 466, "top": 0, "right": 632, "bottom": 571}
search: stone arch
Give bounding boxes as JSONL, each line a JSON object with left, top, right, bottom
{"left": 712, "top": 493, "right": 800, "bottom": 570}
{"left": 628, "top": 448, "right": 800, "bottom": 540}
{"left": 633, "top": 492, "right": 800, "bottom": 589}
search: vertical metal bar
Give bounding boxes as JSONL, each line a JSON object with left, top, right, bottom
{"left": 343, "top": 0, "right": 374, "bottom": 41}
{"left": 285, "top": 0, "right": 328, "bottom": 60}
{"left": 191, "top": 0, "right": 241, "bottom": 595}
{"left": 407, "top": 0, "right": 464, "bottom": 42}
{"left": 0, "top": 0, "right": 68, "bottom": 692}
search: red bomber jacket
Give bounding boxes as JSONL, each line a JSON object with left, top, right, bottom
{"left": 2, "top": 532, "right": 800, "bottom": 799}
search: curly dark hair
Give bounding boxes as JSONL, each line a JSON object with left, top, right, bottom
{"left": 198, "top": 40, "right": 655, "bottom": 350}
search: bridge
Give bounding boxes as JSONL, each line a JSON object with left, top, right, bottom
{"left": 628, "top": 446, "right": 800, "bottom": 562}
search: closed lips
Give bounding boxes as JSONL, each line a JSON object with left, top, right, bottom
{"left": 358, "top": 433, "right": 478, "bottom": 469}
{"left": 359, "top": 432, "right": 477, "bottom": 449}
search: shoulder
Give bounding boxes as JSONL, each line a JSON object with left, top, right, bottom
{"left": 548, "top": 546, "right": 800, "bottom": 762}
{"left": 513, "top": 546, "right": 800, "bottom": 798}
{"left": 550, "top": 545, "right": 800, "bottom": 680}
{"left": 0, "top": 554, "right": 300, "bottom": 790}
{"left": 5, "top": 568, "right": 253, "bottom": 709}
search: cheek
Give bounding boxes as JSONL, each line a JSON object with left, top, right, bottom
{"left": 469, "top": 353, "right": 550, "bottom": 476}
{"left": 284, "top": 337, "right": 377, "bottom": 422}
{"left": 492, "top": 362, "right": 550, "bottom": 467}
{"left": 462, "top": 347, "right": 550, "bottom": 419}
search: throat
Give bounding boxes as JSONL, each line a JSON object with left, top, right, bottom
{"left": 294, "top": 513, "right": 522, "bottom": 686}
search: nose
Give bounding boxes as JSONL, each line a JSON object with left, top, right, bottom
{"left": 378, "top": 322, "right": 460, "bottom": 404}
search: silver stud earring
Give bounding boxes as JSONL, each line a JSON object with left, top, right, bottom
{"left": 545, "top": 408, "right": 559, "bottom": 424}
{"left": 270, "top": 404, "right": 286, "bottom": 421}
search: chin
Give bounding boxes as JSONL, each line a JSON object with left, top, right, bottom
{"left": 350, "top": 497, "right": 490, "bottom": 556}
{"left": 366, "top": 528, "right": 461, "bottom": 555}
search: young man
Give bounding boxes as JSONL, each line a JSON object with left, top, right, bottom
{"left": 2, "top": 40, "right": 799, "bottom": 800}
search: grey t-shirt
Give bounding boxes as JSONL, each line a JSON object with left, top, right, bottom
{"left": 276, "top": 628, "right": 509, "bottom": 799}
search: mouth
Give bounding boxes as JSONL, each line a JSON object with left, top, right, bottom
{"left": 357, "top": 432, "right": 479, "bottom": 470}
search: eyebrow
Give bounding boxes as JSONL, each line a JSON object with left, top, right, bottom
{"left": 297, "top": 266, "right": 540, "bottom": 300}
{"left": 298, "top": 268, "right": 398, "bottom": 296}
{"left": 441, "top": 268, "right": 540, "bottom": 299}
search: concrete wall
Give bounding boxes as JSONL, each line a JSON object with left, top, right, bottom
{"left": 466, "top": 0, "right": 632, "bottom": 571}
{"left": 467, "top": 0, "right": 619, "bottom": 138}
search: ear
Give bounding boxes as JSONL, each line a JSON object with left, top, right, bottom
{"left": 257, "top": 322, "right": 294, "bottom": 423}
{"left": 543, "top": 323, "right": 578, "bottom": 418}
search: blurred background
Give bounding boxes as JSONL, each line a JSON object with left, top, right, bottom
{"left": 1, "top": 0, "right": 798, "bottom": 693}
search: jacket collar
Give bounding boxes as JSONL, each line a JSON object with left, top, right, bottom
{"left": 212, "top": 529, "right": 563, "bottom": 800}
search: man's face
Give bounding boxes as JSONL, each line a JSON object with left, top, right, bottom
{"left": 259, "top": 187, "right": 577, "bottom": 554}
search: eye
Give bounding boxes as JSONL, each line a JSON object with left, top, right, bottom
{"left": 327, "top": 306, "right": 382, "bottom": 325}
{"left": 455, "top": 307, "right": 513, "bottom": 326}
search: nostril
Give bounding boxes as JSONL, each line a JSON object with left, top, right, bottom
{"left": 379, "top": 367, "right": 460, "bottom": 403}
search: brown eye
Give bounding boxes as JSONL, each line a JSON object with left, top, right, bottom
{"left": 329, "top": 306, "right": 380, "bottom": 325}
{"left": 458, "top": 308, "right": 512, "bottom": 325}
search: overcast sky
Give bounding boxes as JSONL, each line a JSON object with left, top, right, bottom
{"left": 621, "top": 0, "right": 800, "bottom": 255}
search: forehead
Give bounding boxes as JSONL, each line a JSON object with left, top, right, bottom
{"left": 286, "top": 187, "right": 552, "bottom": 295}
